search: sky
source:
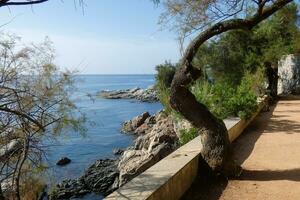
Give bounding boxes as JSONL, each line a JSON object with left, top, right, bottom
{"left": 0, "top": 0, "right": 181, "bottom": 74}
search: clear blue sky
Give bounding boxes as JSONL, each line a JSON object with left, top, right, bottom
{"left": 0, "top": 0, "right": 180, "bottom": 74}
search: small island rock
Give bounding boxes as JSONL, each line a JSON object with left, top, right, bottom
{"left": 56, "top": 157, "right": 71, "bottom": 166}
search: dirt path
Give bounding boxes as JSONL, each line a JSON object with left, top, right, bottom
{"left": 182, "top": 97, "right": 300, "bottom": 200}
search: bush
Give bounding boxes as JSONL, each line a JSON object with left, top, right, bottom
{"left": 192, "top": 81, "right": 236, "bottom": 119}
{"left": 179, "top": 128, "right": 198, "bottom": 146}
{"left": 155, "top": 61, "right": 177, "bottom": 114}
{"left": 154, "top": 61, "right": 264, "bottom": 120}
{"left": 21, "top": 176, "right": 46, "bottom": 200}
{"left": 192, "top": 71, "right": 263, "bottom": 119}
{"left": 230, "top": 72, "right": 260, "bottom": 119}
{"left": 155, "top": 61, "right": 177, "bottom": 88}
{"left": 157, "top": 85, "right": 173, "bottom": 114}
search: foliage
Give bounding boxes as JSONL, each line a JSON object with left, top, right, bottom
{"left": 0, "top": 33, "right": 85, "bottom": 200}
{"left": 195, "top": 3, "right": 300, "bottom": 84}
{"left": 192, "top": 70, "right": 264, "bottom": 120}
{"left": 155, "top": 2, "right": 298, "bottom": 122}
{"left": 179, "top": 127, "right": 198, "bottom": 146}
{"left": 21, "top": 175, "right": 46, "bottom": 200}
{"left": 155, "top": 61, "right": 177, "bottom": 88}
{"left": 155, "top": 61, "right": 177, "bottom": 114}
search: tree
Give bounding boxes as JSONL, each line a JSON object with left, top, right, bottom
{"left": 155, "top": 0, "right": 295, "bottom": 177}
{"left": 0, "top": 34, "right": 85, "bottom": 200}
{"left": 193, "top": 3, "right": 299, "bottom": 94}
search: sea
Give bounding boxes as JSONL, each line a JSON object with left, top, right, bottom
{"left": 45, "top": 75, "right": 162, "bottom": 199}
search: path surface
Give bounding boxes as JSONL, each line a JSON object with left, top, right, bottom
{"left": 183, "top": 96, "right": 300, "bottom": 200}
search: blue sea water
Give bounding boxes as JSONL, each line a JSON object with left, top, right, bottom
{"left": 46, "top": 75, "right": 162, "bottom": 199}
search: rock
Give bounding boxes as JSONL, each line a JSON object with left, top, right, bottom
{"left": 118, "top": 116, "right": 179, "bottom": 186}
{"left": 1, "top": 178, "right": 12, "bottom": 193}
{"left": 50, "top": 159, "right": 119, "bottom": 199}
{"left": 98, "top": 86, "right": 158, "bottom": 102}
{"left": 121, "top": 112, "right": 150, "bottom": 133}
{"left": 113, "top": 148, "right": 124, "bottom": 155}
{"left": 144, "top": 115, "right": 156, "bottom": 125}
{"left": 83, "top": 159, "right": 119, "bottom": 195}
{"left": 278, "top": 54, "right": 300, "bottom": 95}
{"left": 51, "top": 111, "right": 180, "bottom": 199}
{"left": 0, "top": 139, "right": 22, "bottom": 159}
{"left": 134, "top": 123, "right": 151, "bottom": 135}
{"left": 50, "top": 179, "right": 89, "bottom": 200}
{"left": 56, "top": 157, "right": 71, "bottom": 166}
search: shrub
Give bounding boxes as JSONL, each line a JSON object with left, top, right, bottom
{"left": 155, "top": 61, "right": 177, "bottom": 114}
{"left": 157, "top": 85, "right": 173, "bottom": 114}
{"left": 154, "top": 61, "right": 264, "bottom": 120}
{"left": 21, "top": 176, "right": 46, "bottom": 200}
{"left": 179, "top": 128, "right": 198, "bottom": 146}
{"left": 192, "top": 80, "right": 236, "bottom": 119}
{"left": 192, "top": 71, "right": 263, "bottom": 120}
{"left": 155, "top": 61, "right": 177, "bottom": 88}
{"left": 231, "top": 72, "right": 260, "bottom": 119}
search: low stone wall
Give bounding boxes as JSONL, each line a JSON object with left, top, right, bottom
{"left": 105, "top": 98, "right": 267, "bottom": 200}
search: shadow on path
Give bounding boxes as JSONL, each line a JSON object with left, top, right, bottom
{"left": 181, "top": 102, "right": 294, "bottom": 200}
{"left": 240, "top": 168, "right": 300, "bottom": 182}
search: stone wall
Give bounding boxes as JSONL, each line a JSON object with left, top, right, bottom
{"left": 278, "top": 54, "right": 300, "bottom": 95}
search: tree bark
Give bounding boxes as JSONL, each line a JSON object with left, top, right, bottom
{"left": 170, "top": 0, "right": 292, "bottom": 176}
{"left": 265, "top": 62, "right": 279, "bottom": 100}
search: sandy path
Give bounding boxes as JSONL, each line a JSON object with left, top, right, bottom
{"left": 182, "top": 97, "right": 300, "bottom": 200}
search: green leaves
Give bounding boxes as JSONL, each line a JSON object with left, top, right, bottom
{"left": 179, "top": 127, "right": 198, "bottom": 146}
{"left": 155, "top": 61, "right": 177, "bottom": 114}
{"left": 192, "top": 71, "right": 262, "bottom": 120}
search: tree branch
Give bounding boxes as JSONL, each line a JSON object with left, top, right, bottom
{"left": 0, "top": 0, "right": 48, "bottom": 7}
{"left": 0, "top": 106, "right": 45, "bottom": 131}
{"left": 182, "top": 0, "right": 293, "bottom": 65}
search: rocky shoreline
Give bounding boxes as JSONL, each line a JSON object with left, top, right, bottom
{"left": 50, "top": 110, "right": 192, "bottom": 199}
{"left": 50, "top": 159, "right": 119, "bottom": 199}
{"left": 98, "top": 86, "right": 158, "bottom": 102}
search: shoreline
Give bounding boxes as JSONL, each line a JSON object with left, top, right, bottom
{"left": 49, "top": 107, "right": 187, "bottom": 199}
{"left": 47, "top": 85, "right": 163, "bottom": 199}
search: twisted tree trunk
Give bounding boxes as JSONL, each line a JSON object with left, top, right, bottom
{"left": 170, "top": 0, "right": 292, "bottom": 176}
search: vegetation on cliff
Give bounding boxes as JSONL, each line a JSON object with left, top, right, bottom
{"left": 155, "top": 2, "right": 300, "bottom": 149}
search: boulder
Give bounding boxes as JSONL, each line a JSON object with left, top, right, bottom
{"left": 122, "top": 112, "right": 150, "bottom": 133}
{"left": 118, "top": 116, "right": 179, "bottom": 186}
{"left": 1, "top": 178, "right": 12, "bottom": 193}
{"left": 56, "top": 157, "right": 71, "bottom": 166}
{"left": 50, "top": 159, "right": 119, "bottom": 199}
{"left": 278, "top": 54, "right": 300, "bottom": 95}
{"left": 112, "top": 148, "right": 124, "bottom": 155}
{"left": 82, "top": 159, "right": 119, "bottom": 195}
{"left": 50, "top": 179, "right": 89, "bottom": 200}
